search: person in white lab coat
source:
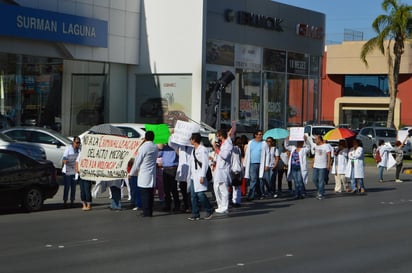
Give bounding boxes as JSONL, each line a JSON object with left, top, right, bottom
{"left": 345, "top": 139, "right": 365, "bottom": 193}
{"left": 130, "top": 131, "right": 158, "bottom": 217}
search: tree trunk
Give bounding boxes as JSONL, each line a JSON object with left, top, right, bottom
{"left": 386, "top": 48, "right": 396, "bottom": 128}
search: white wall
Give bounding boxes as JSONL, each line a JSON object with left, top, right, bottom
{"left": 129, "top": 0, "right": 205, "bottom": 122}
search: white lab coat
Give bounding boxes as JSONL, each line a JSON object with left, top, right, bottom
{"left": 169, "top": 141, "right": 192, "bottom": 183}
{"left": 286, "top": 145, "right": 310, "bottom": 185}
{"left": 345, "top": 146, "right": 364, "bottom": 179}
{"left": 130, "top": 141, "right": 158, "bottom": 188}
{"left": 377, "top": 145, "right": 391, "bottom": 168}
{"left": 243, "top": 140, "right": 270, "bottom": 179}
{"left": 331, "top": 148, "right": 348, "bottom": 175}
{"left": 213, "top": 137, "right": 233, "bottom": 184}
{"left": 189, "top": 144, "right": 210, "bottom": 193}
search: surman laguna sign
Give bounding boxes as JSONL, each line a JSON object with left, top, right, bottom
{"left": 0, "top": 4, "right": 108, "bottom": 47}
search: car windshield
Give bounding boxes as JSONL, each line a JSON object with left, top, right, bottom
{"left": 376, "top": 129, "right": 397, "bottom": 138}
{"left": 312, "top": 127, "right": 333, "bottom": 136}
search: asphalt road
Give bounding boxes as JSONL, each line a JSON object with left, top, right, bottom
{"left": 1, "top": 162, "right": 412, "bottom": 273}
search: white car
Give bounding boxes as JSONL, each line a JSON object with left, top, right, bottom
{"left": 1, "top": 126, "right": 72, "bottom": 170}
{"left": 304, "top": 125, "right": 335, "bottom": 157}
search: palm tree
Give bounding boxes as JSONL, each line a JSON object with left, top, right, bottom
{"left": 360, "top": 0, "right": 412, "bottom": 128}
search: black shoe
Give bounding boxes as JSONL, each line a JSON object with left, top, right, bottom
{"left": 188, "top": 216, "right": 200, "bottom": 221}
{"left": 204, "top": 212, "right": 213, "bottom": 220}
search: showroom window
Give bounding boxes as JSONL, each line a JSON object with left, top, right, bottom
{"left": 344, "top": 75, "right": 389, "bottom": 97}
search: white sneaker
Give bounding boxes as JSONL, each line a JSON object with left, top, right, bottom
{"left": 395, "top": 179, "right": 403, "bottom": 183}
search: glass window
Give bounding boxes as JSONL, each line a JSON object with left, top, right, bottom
{"left": 344, "top": 75, "right": 388, "bottom": 97}
{"left": 237, "top": 70, "right": 261, "bottom": 133}
{"left": 0, "top": 152, "right": 20, "bottom": 171}
{"left": 71, "top": 74, "right": 106, "bottom": 135}
{"left": 263, "top": 72, "right": 286, "bottom": 129}
{"left": 0, "top": 54, "right": 62, "bottom": 130}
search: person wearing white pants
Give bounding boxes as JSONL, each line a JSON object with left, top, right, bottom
{"left": 212, "top": 129, "right": 233, "bottom": 214}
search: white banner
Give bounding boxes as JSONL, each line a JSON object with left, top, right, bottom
{"left": 169, "top": 120, "right": 200, "bottom": 146}
{"left": 78, "top": 134, "right": 142, "bottom": 181}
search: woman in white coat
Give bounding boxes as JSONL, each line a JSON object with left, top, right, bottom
{"left": 285, "top": 137, "right": 310, "bottom": 199}
{"left": 345, "top": 139, "right": 365, "bottom": 193}
{"left": 187, "top": 133, "right": 214, "bottom": 220}
{"left": 331, "top": 139, "right": 348, "bottom": 193}
{"left": 212, "top": 130, "right": 233, "bottom": 213}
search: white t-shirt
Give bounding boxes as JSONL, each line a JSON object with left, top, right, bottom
{"left": 313, "top": 143, "right": 330, "bottom": 169}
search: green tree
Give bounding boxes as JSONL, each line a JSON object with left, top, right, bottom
{"left": 360, "top": 0, "right": 412, "bottom": 128}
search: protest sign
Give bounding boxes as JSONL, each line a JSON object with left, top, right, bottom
{"left": 145, "top": 123, "right": 170, "bottom": 144}
{"left": 169, "top": 120, "right": 200, "bottom": 146}
{"left": 78, "top": 134, "right": 141, "bottom": 181}
{"left": 398, "top": 130, "right": 408, "bottom": 143}
{"left": 289, "top": 127, "right": 304, "bottom": 141}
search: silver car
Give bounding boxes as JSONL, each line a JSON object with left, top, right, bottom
{"left": 1, "top": 127, "right": 72, "bottom": 170}
{"left": 356, "top": 127, "right": 397, "bottom": 156}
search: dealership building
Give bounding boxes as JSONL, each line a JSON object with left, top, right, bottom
{"left": 0, "top": 0, "right": 325, "bottom": 136}
{"left": 322, "top": 41, "right": 412, "bottom": 129}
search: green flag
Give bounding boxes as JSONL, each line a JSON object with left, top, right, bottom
{"left": 144, "top": 123, "right": 170, "bottom": 144}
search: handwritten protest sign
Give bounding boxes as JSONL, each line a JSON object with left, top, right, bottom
{"left": 169, "top": 120, "right": 200, "bottom": 146}
{"left": 145, "top": 123, "right": 170, "bottom": 144}
{"left": 289, "top": 127, "right": 304, "bottom": 141}
{"left": 78, "top": 134, "right": 142, "bottom": 181}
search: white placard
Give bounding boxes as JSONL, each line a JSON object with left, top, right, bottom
{"left": 169, "top": 120, "right": 200, "bottom": 146}
{"left": 78, "top": 134, "right": 142, "bottom": 181}
{"left": 289, "top": 127, "right": 304, "bottom": 141}
{"left": 398, "top": 130, "right": 409, "bottom": 143}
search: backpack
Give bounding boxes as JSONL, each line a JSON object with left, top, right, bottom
{"left": 374, "top": 150, "right": 382, "bottom": 163}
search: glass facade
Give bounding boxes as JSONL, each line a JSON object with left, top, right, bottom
{"left": 205, "top": 40, "right": 322, "bottom": 133}
{"left": 0, "top": 53, "right": 62, "bottom": 131}
{"left": 344, "top": 75, "right": 389, "bottom": 97}
{"left": 341, "top": 75, "right": 390, "bottom": 129}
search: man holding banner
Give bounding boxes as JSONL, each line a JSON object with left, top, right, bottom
{"left": 130, "top": 131, "right": 159, "bottom": 217}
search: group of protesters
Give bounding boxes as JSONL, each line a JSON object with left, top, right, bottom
{"left": 61, "top": 125, "right": 406, "bottom": 220}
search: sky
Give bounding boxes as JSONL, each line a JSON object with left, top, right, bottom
{"left": 274, "top": 0, "right": 412, "bottom": 44}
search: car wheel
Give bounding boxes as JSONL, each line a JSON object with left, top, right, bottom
{"left": 24, "top": 187, "right": 44, "bottom": 211}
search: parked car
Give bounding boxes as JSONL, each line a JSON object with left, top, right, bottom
{"left": 0, "top": 149, "right": 58, "bottom": 211}
{"left": 304, "top": 124, "right": 335, "bottom": 156}
{"left": 0, "top": 133, "right": 46, "bottom": 161}
{"left": 1, "top": 127, "right": 72, "bottom": 170}
{"left": 356, "top": 126, "right": 397, "bottom": 156}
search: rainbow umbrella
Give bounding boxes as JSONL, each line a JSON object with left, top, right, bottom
{"left": 323, "top": 128, "right": 356, "bottom": 140}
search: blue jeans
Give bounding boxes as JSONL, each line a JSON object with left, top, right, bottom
{"left": 190, "top": 180, "right": 212, "bottom": 218}
{"left": 129, "top": 176, "right": 142, "bottom": 208}
{"left": 248, "top": 163, "right": 261, "bottom": 199}
{"left": 79, "top": 179, "right": 92, "bottom": 203}
{"left": 312, "top": 168, "right": 327, "bottom": 196}
{"left": 63, "top": 174, "right": 76, "bottom": 202}
{"left": 110, "top": 186, "right": 121, "bottom": 209}
{"left": 350, "top": 168, "right": 365, "bottom": 190}
{"left": 291, "top": 168, "right": 305, "bottom": 197}
{"left": 378, "top": 166, "right": 385, "bottom": 181}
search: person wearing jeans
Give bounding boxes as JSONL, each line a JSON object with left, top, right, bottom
{"left": 312, "top": 135, "right": 331, "bottom": 200}
{"left": 345, "top": 139, "right": 365, "bottom": 193}
{"left": 286, "top": 138, "right": 309, "bottom": 199}
{"left": 187, "top": 133, "right": 213, "bottom": 220}
{"left": 62, "top": 136, "right": 81, "bottom": 207}
{"left": 243, "top": 130, "right": 270, "bottom": 200}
